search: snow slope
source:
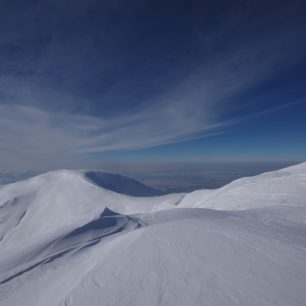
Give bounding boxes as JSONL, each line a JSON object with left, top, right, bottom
{"left": 0, "top": 170, "right": 182, "bottom": 248}
{"left": 179, "top": 162, "right": 306, "bottom": 210}
{"left": 0, "top": 163, "right": 306, "bottom": 305}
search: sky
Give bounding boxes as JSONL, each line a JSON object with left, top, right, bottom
{"left": 0, "top": 0, "right": 306, "bottom": 171}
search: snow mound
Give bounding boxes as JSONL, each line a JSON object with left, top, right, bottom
{"left": 0, "top": 170, "right": 181, "bottom": 248}
{"left": 1, "top": 208, "right": 306, "bottom": 306}
{"left": 179, "top": 162, "right": 306, "bottom": 210}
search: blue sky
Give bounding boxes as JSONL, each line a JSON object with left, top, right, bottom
{"left": 0, "top": 0, "right": 305, "bottom": 170}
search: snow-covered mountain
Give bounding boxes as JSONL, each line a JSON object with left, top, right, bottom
{"left": 0, "top": 163, "right": 306, "bottom": 306}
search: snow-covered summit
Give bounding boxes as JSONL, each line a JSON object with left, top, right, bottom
{"left": 0, "top": 169, "right": 162, "bottom": 196}
{"left": 0, "top": 169, "right": 181, "bottom": 247}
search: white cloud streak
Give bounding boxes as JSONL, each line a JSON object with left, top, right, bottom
{"left": 0, "top": 5, "right": 305, "bottom": 169}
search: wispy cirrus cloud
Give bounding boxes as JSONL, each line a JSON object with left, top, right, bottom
{"left": 0, "top": 0, "right": 306, "bottom": 169}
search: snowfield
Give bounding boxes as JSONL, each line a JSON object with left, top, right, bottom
{"left": 0, "top": 163, "right": 306, "bottom": 305}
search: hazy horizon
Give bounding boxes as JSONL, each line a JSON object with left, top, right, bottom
{"left": 0, "top": 160, "right": 300, "bottom": 193}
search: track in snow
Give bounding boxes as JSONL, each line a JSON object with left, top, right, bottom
{"left": 0, "top": 207, "right": 145, "bottom": 285}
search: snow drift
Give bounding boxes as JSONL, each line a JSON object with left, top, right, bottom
{"left": 0, "top": 163, "right": 306, "bottom": 306}
{"left": 179, "top": 162, "right": 306, "bottom": 210}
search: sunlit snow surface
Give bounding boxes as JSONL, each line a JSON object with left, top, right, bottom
{"left": 0, "top": 164, "right": 306, "bottom": 305}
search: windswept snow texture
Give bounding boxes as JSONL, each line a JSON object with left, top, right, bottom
{"left": 0, "top": 163, "right": 306, "bottom": 305}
